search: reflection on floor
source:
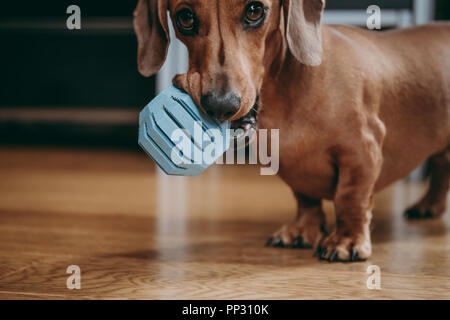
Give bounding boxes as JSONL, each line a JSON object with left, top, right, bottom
{"left": 0, "top": 148, "right": 449, "bottom": 299}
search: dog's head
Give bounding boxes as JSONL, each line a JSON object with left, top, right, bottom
{"left": 134, "top": 0, "right": 324, "bottom": 123}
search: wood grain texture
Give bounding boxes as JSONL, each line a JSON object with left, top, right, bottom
{"left": 0, "top": 148, "right": 449, "bottom": 299}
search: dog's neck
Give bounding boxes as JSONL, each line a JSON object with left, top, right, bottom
{"left": 258, "top": 26, "right": 329, "bottom": 132}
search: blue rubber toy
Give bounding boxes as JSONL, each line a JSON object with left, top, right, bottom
{"left": 139, "top": 86, "right": 230, "bottom": 176}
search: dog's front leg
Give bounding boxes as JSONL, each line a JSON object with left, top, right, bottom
{"left": 318, "top": 142, "right": 383, "bottom": 262}
{"left": 266, "top": 193, "right": 325, "bottom": 249}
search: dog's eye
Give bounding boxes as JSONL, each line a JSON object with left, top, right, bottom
{"left": 176, "top": 8, "right": 197, "bottom": 35}
{"left": 244, "top": 2, "right": 266, "bottom": 27}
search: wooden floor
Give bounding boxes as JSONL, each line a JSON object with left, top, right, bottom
{"left": 0, "top": 148, "right": 449, "bottom": 300}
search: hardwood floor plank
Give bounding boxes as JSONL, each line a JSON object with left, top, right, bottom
{"left": 0, "top": 148, "right": 449, "bottom": 299}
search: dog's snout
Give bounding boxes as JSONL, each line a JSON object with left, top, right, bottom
{"left": 201, "top": 92, "right": 241, "bottom": 121}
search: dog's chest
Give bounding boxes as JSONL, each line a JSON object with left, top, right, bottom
{"left": 258, "top": 111, "right": 337, "bottom": 199}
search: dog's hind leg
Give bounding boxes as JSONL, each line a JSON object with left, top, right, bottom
{"left": 266, "top": 192, "right": 325, "bottom": 249}
{"left": 405, "top": 148, "right": 450, "bottom": 219}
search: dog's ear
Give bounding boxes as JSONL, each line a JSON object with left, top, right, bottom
{"left": 133, "top": 0, "right": 170, "bottom": 77}
{"left": 283, "top": 0, "right": 325, "bottom": 66}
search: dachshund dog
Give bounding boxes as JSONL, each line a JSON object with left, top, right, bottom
{"left": 133, "top": 0, "right": 450, "bottom": 262}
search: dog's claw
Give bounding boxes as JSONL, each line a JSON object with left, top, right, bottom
{"left": 266, "top": 235, "right": 315, "bottom": 249}
{"left": 292, "top": 236, "right": 313, "bottom": 249}
{"left": 314, "top": 246, "right": 322, "bottom": 256}
{"left": 292, "top": 236, "right": 303, "bottom": 248}
{"left": 350, "top": 249, "right": 359, "bottom": 262}
{"left": 272, "top": 237, "right": 284, "bottom": 247}
{"left": 328, "top": 250, "right": 338, "bottom": 262}
{"left": 265, "top": 237, "right": 274, "bottom": 247}
{"left": 319, "top": 249, "right": 328, "bottom": 260}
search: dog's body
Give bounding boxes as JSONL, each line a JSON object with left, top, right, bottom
{"left": 263, "top": 23, "right": 450, "bottom": 260}
{"left": 263, "top": 23, "right": 450, "bottom": 198}
{"left": 134, "top": 0, "right": 450, "bottom": 262}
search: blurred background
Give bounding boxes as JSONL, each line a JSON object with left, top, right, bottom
{"left": 0, "top": 0, "right": 449, "bottom": 150}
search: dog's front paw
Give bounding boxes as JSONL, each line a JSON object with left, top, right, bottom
{"left": 266, "top": 220, "right": 325, "bottom": 249}
{"left": 317, "top": 230, "right": 371, "bottom": 263}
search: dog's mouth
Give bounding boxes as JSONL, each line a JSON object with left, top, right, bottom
{"left": 230, "top": 98, "right": 259, "bottom": 147}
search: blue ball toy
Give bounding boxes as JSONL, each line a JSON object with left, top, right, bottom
{"left": 139, "top": 86, "right": 231, "bottom": 176}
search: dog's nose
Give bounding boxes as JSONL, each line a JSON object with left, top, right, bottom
{"left": 201, "top": 92, "right": 241, "bottom": 121}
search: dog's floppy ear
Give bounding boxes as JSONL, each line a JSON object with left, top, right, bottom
{"left": 283, "top": 0, "right": 325, "bottom": 66}
{"left": 133, "top": 0, "right": 170, "bottom": 77}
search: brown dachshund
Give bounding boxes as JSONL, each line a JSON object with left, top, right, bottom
{"left": 133, "top": 0, "right": 450, "bottom": 262}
